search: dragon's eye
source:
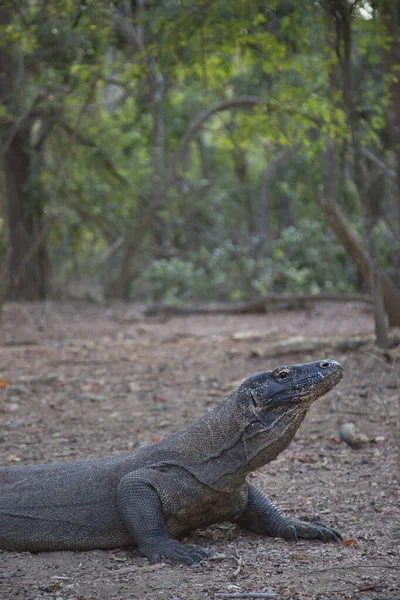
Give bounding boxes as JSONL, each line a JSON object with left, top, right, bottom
{"left": 275, "top": 368, "right": 290, "bottom": 380}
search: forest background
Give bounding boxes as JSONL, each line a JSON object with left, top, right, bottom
{"left": 0, "top": 0, "right": 399, "bottom": 340}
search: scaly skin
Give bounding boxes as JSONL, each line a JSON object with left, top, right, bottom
{"left": 0, "top": 359, "right": 343, "bottom": 564}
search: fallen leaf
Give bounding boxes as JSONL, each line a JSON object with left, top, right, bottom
{"left": 289, "top": 553, "right": 310, "bottom": 560}
{"left": 371, "top": 436, "right": 385, "bottom": 444}
{"left": 152, "top": 394, "right": 167, "bottom": 404}
{"left": 0, "top": 379, "right": 8, "bottom": 388}
{"left": 341, "top": 539, "right": 357, "bottom": 546}
{"left": 8, "top": 455, "right": 21, "bottom": 462}
{"left": 151, "top": 435, "right": 162, "bottom": 442}
{"left": 297, "top": 455, "right": 317, "bottom": 464}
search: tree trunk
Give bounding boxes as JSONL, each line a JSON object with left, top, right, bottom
{"left": 322, "top": 139, "right": 400, "bottom": 327}
{"left": 382, "top": 0, "right": 400, "bottom": 286}
{"left": 0, "top": 7, "right": 48, "bottom": 300}
{"left": 257, "top": 148, "right": 296, "bottom": 238}
{"left": 382, "top": 0, "right": 400, "bottom": 194}
{"left": 324, "top": 1, "right": 395, "bottom": 341}
{"left": 113, "top": 1, "right": 166, "bottom": 300}
{"left": 4, "top": 130, "right": 47, "bottom": 300}
{"left": 338, "top": 1, "right": 388, "bottom": 346}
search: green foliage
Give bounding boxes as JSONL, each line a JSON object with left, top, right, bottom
{"left": 142, "top": 220, "right": 355, "bottom": 303}
{"left": 0, "top": 0, "right": 398, "bottom": 301}
{"left": 252, "top": 222, "right": 355, "bottom": 296}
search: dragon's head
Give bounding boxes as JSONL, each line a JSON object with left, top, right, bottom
{"left": 234, "top": 359, "right": 343, "bottom": 473}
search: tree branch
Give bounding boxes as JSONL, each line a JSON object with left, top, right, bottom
{"left": 361, "top": 147, "right": 396, "bottom": 180}
{"left": 66, "top": 197, "right": 120, "bottom": 242}
{"left": 141, "top": 97, "right": 311, "bottom": 234}
{"left": 56, "top": 120, "right": 131, "bottom": 187}
{"left": 258, "top": 146, "right": 299, "bottom": 236}
{"left": 13, "top": 1, "right": 30, "bottom": 29}
{"left": 1, "top": 93, "right": 44, "bottom": 156}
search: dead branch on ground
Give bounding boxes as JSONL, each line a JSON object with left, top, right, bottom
{"left": 143, "top": 294, "right": 371, "bottom": 317}
{"left": 250, "top": 331, "right": 400, "bottom": 359}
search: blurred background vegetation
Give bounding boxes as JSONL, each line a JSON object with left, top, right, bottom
{"left": 0, "top": 1, "right": 399, "bottom": 320}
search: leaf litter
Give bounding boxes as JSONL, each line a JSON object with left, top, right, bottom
{"left": 0, "top": 301, "right": 399, "bottom": 600}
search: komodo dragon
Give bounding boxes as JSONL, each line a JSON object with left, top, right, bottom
{"left": 0, "top": 359, "right": 343, "bottom": 564}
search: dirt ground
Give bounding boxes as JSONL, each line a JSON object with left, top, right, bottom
{"left": 0, "top": 301, "right": 399, "bottom": 600}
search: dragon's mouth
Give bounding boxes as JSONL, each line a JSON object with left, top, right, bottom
{"left": 295, "top": 367, "right": 343, "bottom": 392}
{"left": 267, "top": 366, "right": 343, "bottom": 404}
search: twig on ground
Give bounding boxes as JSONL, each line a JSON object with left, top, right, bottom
{"left": 0, "top": 340, "right": 38, "bottom": 346}
{"left": 319, "top": 587, "right": 359, "bottom": 594}
{"left": 208, "top": 553, "right": 235, "bottom": 561}
{"left": 233, "top": 545, "right": 243, "bottom": 576}
{"left": 0, "top": 569, "right": 21, "bottom": 579}
{"left": 339, "top": 410, "right": 370, "bottom": 416}
{"left": 215, "top": 594, "right": 277, "bottom": 599}
{"left": 115, "top": 562, "right": 166, "bottom": 575}
{"left": 303, "top": 564, "right": 400, "bottom": 576}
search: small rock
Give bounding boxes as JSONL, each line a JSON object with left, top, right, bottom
{"left": 128, "top": 381, "right": 141, "bottom": 393}
{"left": 339, "top": 423, "right": 369, "bottom": 448}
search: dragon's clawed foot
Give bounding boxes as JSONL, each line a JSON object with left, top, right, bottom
{"left": 290, "top": 518, "right": 342, "bottom": 542}
{"left": 143, "top": 539, "right": 209, "bottom": 565}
